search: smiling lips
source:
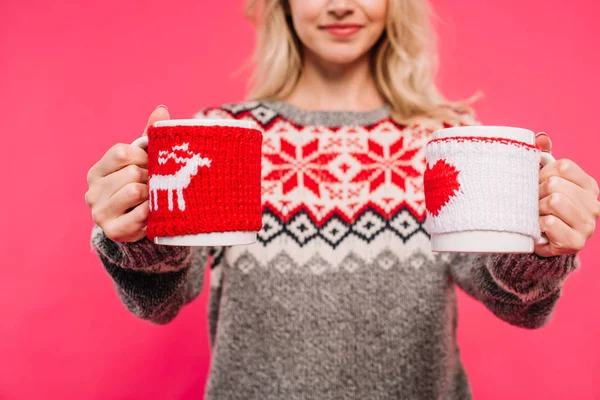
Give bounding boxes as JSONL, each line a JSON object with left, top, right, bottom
{"left": 320, "top": 24, "right": 363, "bottom": 38}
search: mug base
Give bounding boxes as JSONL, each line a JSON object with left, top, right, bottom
{"left": 431, "top": 231, "right": 534, "bottom": 253}
{"left": 154, "top": 231, "right": 257, "bottom": 247}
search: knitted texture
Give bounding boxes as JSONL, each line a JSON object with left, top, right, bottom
{"left": 91, "top": 101, "right": 579, "bottom": 400}
{"left": 424, "top": 136, "right": 542, "bottom": 238}
{"left": 145, "top": 125, "right": 262, "bottom": 240}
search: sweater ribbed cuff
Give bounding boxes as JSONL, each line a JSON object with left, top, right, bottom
{"left": 488, "top": 253, "right": 579, "bottom": 298}
{"left": 90, "top": 225, "right": 192, "bottom": 272}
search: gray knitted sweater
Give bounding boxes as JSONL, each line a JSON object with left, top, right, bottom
{"left": 91, "top": 101, "right": 578, "bottom": 400}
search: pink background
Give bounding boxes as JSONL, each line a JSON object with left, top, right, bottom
{"left": 1, "top": 0, "right": 599, "bottom": 399}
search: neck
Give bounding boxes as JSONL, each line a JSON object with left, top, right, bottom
{"left": 284, "top": 49, "right": 386, "bottom": 112}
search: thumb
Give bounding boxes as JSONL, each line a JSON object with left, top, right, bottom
{"left": 535, "top": 132, "right": 552, "bottom": 154}
{"left": 143, "top": 105, "right": 170, "bottom": 136}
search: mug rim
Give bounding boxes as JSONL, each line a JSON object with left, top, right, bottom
{"left": 432, "top": 126, "right": 534, "bottom": 144}
{"left": 154, "top": 118, "right": 258, "bottom": 129}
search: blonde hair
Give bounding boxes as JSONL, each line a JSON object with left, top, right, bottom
{"left": 244, "top": 0, "right": 475, "bottom": 124}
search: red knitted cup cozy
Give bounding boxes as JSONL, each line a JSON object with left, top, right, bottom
{"left": 145, "top": 124, "right": 263, "bottom": 240}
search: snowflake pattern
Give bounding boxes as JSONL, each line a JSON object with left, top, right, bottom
{"left": 263, "top": 138, "right": 340, "bottom": 197}
{"left": 350, "top": 137, "right": 422, "bottom": 193}
{"left": 258, "top": 122, "right": 430, "bottom": 225}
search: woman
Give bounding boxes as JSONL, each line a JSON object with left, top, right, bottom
{"left": 85, "top": 0, "right": 599, "bottom": 398}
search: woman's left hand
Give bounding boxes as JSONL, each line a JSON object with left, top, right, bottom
{"left": 535, "top": 133, "right": 600, "bottom": 257}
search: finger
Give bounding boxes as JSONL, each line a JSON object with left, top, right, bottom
{"left": 539, "top": 191, "right": 586, "bottom": 231}
{"left": 539, "top": 158, "right": 598, "bottom": 194}
{"left": 539, "top": 175, "right": 600, "bottom": 217}
{"left": 92, "top": 182, "right": 148, "bottom": 225}
{"left": 535, "top": 132, "right": 552, "bottom": 153}
{"left": 535, "top": 215, "right": 584, "bottom": 257}
{"left": 143, "top": 105, "right": 170, "bottom": 136}
{"left": 86, "top": 165, "right": 148, "bottom": 206}
{"left": 87, "top": 143, "right": 149, "bottom": 184}
{"left": 87, "top": 104, "right": 168, "bottom": 184}
{"left": 103, "top": 200, "right": 149, "bottom": 243}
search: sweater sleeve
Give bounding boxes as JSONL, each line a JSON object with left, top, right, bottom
{"left": 90, "top": 106, "right": 237, "bottom": 323}
{"left": 91, "top": 225, "right": 215, "bottom": 324}
{"left": 448, "top": 252, "right": 579, "bottom": 328}
{"left": 434, "top": 109, "right": 581, "bottom": 327}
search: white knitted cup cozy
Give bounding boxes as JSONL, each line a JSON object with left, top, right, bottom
{"left": 424, "top": 136, "right": 542, "bottom": 239}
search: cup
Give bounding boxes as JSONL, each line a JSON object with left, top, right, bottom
{"left": 424, "top": 126, "right": 555, "bottom": 253}
{"left": 131, "top": 119, "right": 263, "bottom": 246}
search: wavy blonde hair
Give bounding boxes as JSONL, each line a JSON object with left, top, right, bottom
{"left": 244, "top": 0, "right": 475, "bottom": 124}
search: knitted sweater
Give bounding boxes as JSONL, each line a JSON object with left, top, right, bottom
{"left": 91, "top": 101, "right": 578, "bottom": 400}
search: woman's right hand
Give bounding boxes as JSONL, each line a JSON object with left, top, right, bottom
{"left": 85, "top": 105, "right": 170, "bottom": 242}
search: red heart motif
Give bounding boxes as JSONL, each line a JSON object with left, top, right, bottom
{"left": 424, "top": 159, "right": 461, "bottom": 216}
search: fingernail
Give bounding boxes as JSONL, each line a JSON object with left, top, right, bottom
{"left": 536, "top": 131, "right": 548, "bottom": 137}
{"left": 535, "top": 236, "right": 548, "bottom": 245}
{"left": 156, "top": 104, "right": 168, "bottom": 111}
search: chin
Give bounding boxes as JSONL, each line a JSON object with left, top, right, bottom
{"left": 314, "top": 47, "right": 369, "bottom": 66}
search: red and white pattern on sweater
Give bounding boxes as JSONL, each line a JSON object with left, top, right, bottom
{"left": 263, "top": 122, "right": 431, "bottom": 224}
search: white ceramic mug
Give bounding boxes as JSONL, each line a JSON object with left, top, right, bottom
{"left": 425, "top": 126, "right": 555, "bottom": 253}
{"left": 131, "top": 118, "right": 262, "bottom": 247}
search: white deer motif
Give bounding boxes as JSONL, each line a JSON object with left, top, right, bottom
{"left": 149, "top": 142, "right": 212, "bottom": 212}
